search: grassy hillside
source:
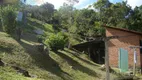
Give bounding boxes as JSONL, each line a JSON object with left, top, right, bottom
{"left": 0, "top": 67, "right": 40, "bottom": 80}
{"left": 0, "top": 18, "right": 141, "bottom": 80}
{"left": 25, "top": 18, "right": 81, "bottom": 45}
{"left": 0, "top": 30, "right": 120, "bottom": 80}
{"left": 24, "top": 18, "right": 54, "bottom": 35}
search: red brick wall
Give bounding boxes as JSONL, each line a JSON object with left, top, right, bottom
{"left": 106, "top": 28, "right": 142, "bottom": 68}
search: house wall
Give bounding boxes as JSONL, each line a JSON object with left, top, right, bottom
{"left": 106, "top": 28, "right": 142, "bottom": 68}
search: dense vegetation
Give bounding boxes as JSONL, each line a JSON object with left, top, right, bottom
{"left": 24, "top": 0, "right": 142, "bottom": 43}
{"left": 1, "top": 0, "right": 142, "bottom": 45}
{"left": 45, "top": 32, "right": 68, "bottom": 51}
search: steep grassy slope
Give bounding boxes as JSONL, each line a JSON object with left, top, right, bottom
{"left": 0, "top": 30, "right": 120, "bottom": 80}
{"left": 0, "top": 32, "right": 40, "bottom": 80}
{"left": 24, "top": 18, "right": 54, "bottom": 35}
{"left": 25, "top": 18, "right": 81, "bottom": 45}
{"left": 0, "top": 67, "right": 40, "bottom": 80}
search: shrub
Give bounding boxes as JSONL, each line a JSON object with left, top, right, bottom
{"left": 1, "top": 5, "right": 16, "bottom": 34}
{"left": 44, "top": 32, "right": 68, "bottom": 51}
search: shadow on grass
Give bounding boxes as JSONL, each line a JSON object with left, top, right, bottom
{"left": 0, "top": 46, "right": 13, "bottom": 53}
{"left": 64, "top": 49, "right": 99, "bottom": 67}
{"left": 18, "top": 35, "right": 73, "bottom": 80}
{"left": 56, "top": 51, "right": 100, "bottom": 78}
{"left": 21, "top": 33, "right": 37, "bottom": 43}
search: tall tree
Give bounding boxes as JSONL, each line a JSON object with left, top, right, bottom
{"left": 126, "top": 6, "right": 142, "bottom": 32}
{"left": 93, "top": 0, "right": 131, "bottom": 27}
{"left": 26, "top": 2, "right": 55, "bottom": 23}
{"left": 75, "top": 9, "right": 98, "bottom": 38}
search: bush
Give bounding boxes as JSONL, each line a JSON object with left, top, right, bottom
{"left": 1, "top": 5, "right": 16, "bottom": 34}
{"left": 44, "top": 32, "right": 68, "bottom": 51}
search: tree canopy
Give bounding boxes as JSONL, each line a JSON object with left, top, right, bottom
{"left": 1, "top": 0, "right": 142, "bottom": 43}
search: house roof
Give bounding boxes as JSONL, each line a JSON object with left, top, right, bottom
{"left": 72, "top": 37, "right": 104, "bottom": 48}
{"left": 104, "top": 26, "right": 142, "bottom": 36}
{"left": 73, "top": 26, "right": 142, "bottom": 48}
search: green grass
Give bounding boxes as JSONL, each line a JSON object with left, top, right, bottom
{"left": 24, "top": 18, "right": 54, "bottom": 34}
{"left": 0, "top": 31, "right": 120, "bottom": 80}
{"left": 24, "top": 18, "right": 82, "bottom": 45}
{"left": 0, "top": 66, "right": 40, "bottom": 80}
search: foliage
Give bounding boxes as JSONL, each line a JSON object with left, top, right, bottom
{"left": 93, "top": 0, "right": 131, "bottom": 26}
{"left": 1, "top": 5, "right": 16, "bottom": 34}
{"left": 57, "top": 4, "right": 74, "bottom": 29}
{"left": 25, "top": 2, "right": 55, "bottom": 23}
{"left": 126, "top": 6, "right": 142, "bottom": 32}
{"left": 44, "top": 32, "right": 68, "bottom": 51}
{"left": 25, "top": 0, "right": 142, "bottom": 42}
{"left": 75, "top": 9, "right": 100, "bottom": 37}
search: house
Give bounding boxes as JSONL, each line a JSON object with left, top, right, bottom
{"left": 106, "top": 26, "right": 142, "bottom": 69}
{"left": 72, "top": 26, "right": 142, "bottom": 72}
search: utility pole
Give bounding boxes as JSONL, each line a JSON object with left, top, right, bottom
{"left": 101, "top": 2, "right": 110, "bottom": 79}
{"left": 104, "top": 36, "right": 119, "bottom": 80}
{"left": 129, "top": 46, "right": 142, "bottom": 75}
{"left": 105, "top": 38, "right": 109, "bottom": 80}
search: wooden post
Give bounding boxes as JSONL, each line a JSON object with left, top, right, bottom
{"left": 133, "top": 49, "right": 136, "bottom": 75}
{"left": 17, "top": 27, "right": 21, "bottom": 41}
{"left": 104, "top": 36, "right": 119, "bottom": 80}
{"left": 98, "top": 50, "right": 100, "bottom": 64}
{"left": 129, "top": 46, "right": 142, "bottom": 75}
{"left": 133, "top": 60, "right": 136, "bottom": 75}
{"left": 88, "top": 47, "right": 91, "bottom": 60}
{"left": 105, "top": 39, "right": 110, "bottom": 80}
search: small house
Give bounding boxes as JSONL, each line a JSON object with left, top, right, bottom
{"left": 73, "top": 26, "right": 142, "bottom": 72}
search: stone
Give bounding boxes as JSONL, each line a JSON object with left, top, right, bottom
{"left": 100, "top": 64, "right": 106, "bottom": 71}
{"left": 100, "top": 64, "right": 112, "bottom": 71}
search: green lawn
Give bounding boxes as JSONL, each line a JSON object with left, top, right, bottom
{"left": 0, "top": 31, "right": 119, "bottom": 80}
{"left": 0, "top": 67, "right": 40, "bottom": 80}
{"left": 24, "top": 18, "right": 54, "bottom": 35}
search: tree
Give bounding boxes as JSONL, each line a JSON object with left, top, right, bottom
{"left": 75, "top": 9, "right": 97, "bottom": 38}
{"left": 93, "top": 0, "right": 110, "bottom": 23}
{"left": 57, "top": 1, "right": 79, "bottom": 48}
{"left": 126, "top": 6, "right": 142, "bottom": 32}
{"left": 25, "top": 2, "right": 55, "bottom": 23}
{"left": 40, "top": 2, "right": 54, "bottom": 22}
{"left": 93, "top": 0, "right": 131, "bottom": 27}
{"left": 58, "top": 3, "right": 74, "bottom": 29}
{"left": 1, "top": 5, "right": 16, "bottom": 34}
